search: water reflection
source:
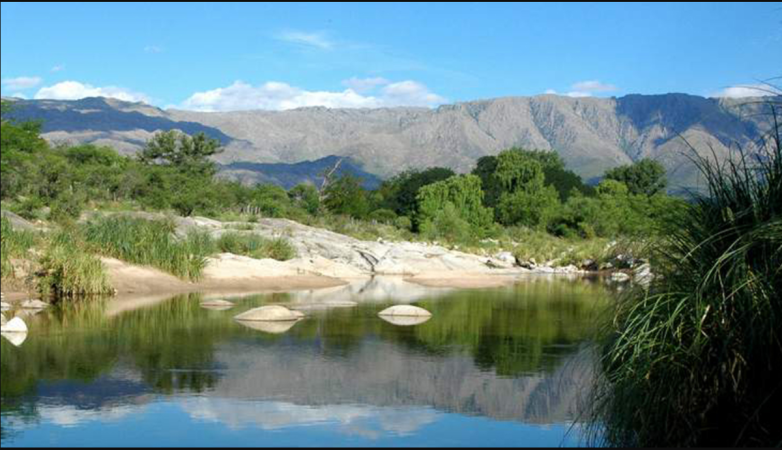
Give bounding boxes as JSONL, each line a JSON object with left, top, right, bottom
{"left": 1, "top": 277, "right": 607, "bottom": 447}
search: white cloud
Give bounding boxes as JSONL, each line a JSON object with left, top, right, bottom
{"left": 342, "top": 77, "right": 390, "bottom": 93}
{"left": 710, "top": 84, "right": 782, "bottom": 99}
{"left": 144, "top": 45, "right": 164, "bottom": 54}
{"left": 2, "top": 76, "right": 43, "bottom": 91}
{"left": 34, "top": 81, "right": 152, "bottom": 103}
{"left": 179, "top": 79, "right": 446, "bottom": 112}
{"left": 51, "top": 64, "right": 65, "bottom": 73}
{"left": 571, "top": 80, "right": 617, "bottom": 93}
{"left": 545, "top": 80, "right": 619, "bottom": 98}
{"left": 274, "top": 30, "right": 334, "bottom": 50}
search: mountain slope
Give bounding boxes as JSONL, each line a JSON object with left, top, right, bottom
{"left": 5, "top": 94, "right": 779, "bottom": 190}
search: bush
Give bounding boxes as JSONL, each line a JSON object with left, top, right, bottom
{"left": 216, "top": 232, "right": 296, "bottom": 261}
{"left": 588, "top": 107, "right": 782, "bottom": 447}
{"left": 38, "top": 230, "right": 112, "bottom": 299}
{"left": 417, "top": 174, "right": 495, "bottom": 239}
{"left": 82, "top": 216, "right": 212, "bottom": 281}
{"left": 1, "top": 216, "right": 37, "bottom": 280}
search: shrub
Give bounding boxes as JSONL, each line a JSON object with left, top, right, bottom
{"left": 38, "top": 230, "right": 112, "bottom": 299}
{"left": 216, "top": 232, "right": 296, "bottom": 261}
{"left": 588, "top": 107, "right": 782, "bottom": 447}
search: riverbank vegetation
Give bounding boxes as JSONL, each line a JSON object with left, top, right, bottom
{"left": 588, "top": 102, "right": 782, "bottom": 447}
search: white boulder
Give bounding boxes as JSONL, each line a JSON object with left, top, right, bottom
{"left": 1, "top": 317, "right": 28, "bottom": 334}
{"left": 234, "top": 305, "right": 304, "bottom": 322}
{"left": 378, "top": 305, "right": 432, "bottom": 318}
{"left": 380, "top": 315, "right": 432, "bottom": 327}
{"left": 236, "top": 319, "right": 301, "bottom": 335}
{"left": 21, "top": 299, "right": 49, "bottom": 310}
{"left": 200, "top": 299, "right": 235, "bottom": 311}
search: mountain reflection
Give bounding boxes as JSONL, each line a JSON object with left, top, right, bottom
{"left": 1, "top": 277, "right": 607, "bottom": 444}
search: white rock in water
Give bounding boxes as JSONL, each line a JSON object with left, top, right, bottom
{"left": 236, "top": 319, "right": 301, "bottom": 335}
{"left": 378, "top": 305, "right": 432, "bottom": 318}
{"left": 200, "top": 299, "right": 235, "bottom": 311}
{"left": 234, "top": 305, "right": 303, "bottom": 322}
{"left": 611, "top": 272, "right": 631, "bottom": 282}
{"left": 1, "top": 331, "right": 28, "bottom": 347}
{"left": 1, "top": 317, "right": 28, "bottom": 334}
{"left": 380, "top": 315, "right": 431, "bottom": 327}
{"left": 21, "top": 299, "right": 49, "bottom": 310}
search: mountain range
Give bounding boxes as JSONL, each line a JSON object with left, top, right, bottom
{"left": 5, "top": 94, "right": 779, "bottom": 191}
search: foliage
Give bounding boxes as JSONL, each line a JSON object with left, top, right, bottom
{"left": 379, "top": 167, "right": 455, "bottom": 217}
{"left": 215, "top": 232, "right": 296, "bottom": 261}
{"left": 0, "top": 216, "right": 36, "bottom": 280}
{"left": 604, "top": 158, "right": 667, "bottom": 196}
{"left": 588, "top": 106, "right": 782, "bottom": 447}
{"left": 82, "top": 216, "right": 211, "bottom": 281}
{"left": 322, "top": 174, "right": 370, "bottom": 218}
{"left": 38, "top": 229, "right": 112, "bottom": 299}
{"left": 137, "top": 130, "right": 223, "bottom": 177}
{"left": 417, "top": 174, "right": 496, "bottom": 240}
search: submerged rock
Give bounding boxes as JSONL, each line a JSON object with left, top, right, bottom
{"left": 378, "top": 305, "right": 432, "bottom": 318}
{"left": 380, "top": 314, "right": 432, "bottom": 327}
{"left": 1, "top": 317, "right": 28, "bottom": 334}
{"left": 200, "top": 299, "right": 235, "bottom": 311}
{"left": 234, "top": 305, "right": 304, "bottom": 322}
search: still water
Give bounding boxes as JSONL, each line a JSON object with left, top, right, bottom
{"left": 1, "top": 277, "right": 609, "bottom": 447}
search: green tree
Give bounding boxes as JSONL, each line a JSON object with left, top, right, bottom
{"left": 604, "top": 158, "right": 667, "bottom": 196}
{"left": 322, "top": 174, "right": 370, "bottom": 218}
{"left": 138, "top": 131, "right": 223, "bottom": 177}
{"left": 379, "top": 167, "right": 455, "bottom": 217}
{"left": 288, "top": 183, "right": 321, "bottom": 215}
{"left": 417, "top": 174, "right": 495, "bottom": 240}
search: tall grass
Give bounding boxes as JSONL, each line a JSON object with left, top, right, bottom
{"left": 588, "top": 104, "right": 782, "bottom": 447}
{"left": 82, "top": 216, "right": 212, "bottom": 281}
{"left": 0, "top": 216, "right": 37, "bottom": 280}
{"left": 38, "top": 229, "right": 113, "bottom": 299}
{"left": 215, "top": 232, "right": 296, "bottom": 261}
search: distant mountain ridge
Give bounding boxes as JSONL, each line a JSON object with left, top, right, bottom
{"left": 5, "top": 94, "right": 779, "bottom": 190}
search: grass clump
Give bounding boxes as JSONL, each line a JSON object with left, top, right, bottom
{"left": 82, "top": 216, "right": 212, "bottom": 281}
{"left": 216, "top": 232, "right": 296, "bottom": 261}
{"left": 38, "top": 230, "right": 112, "bottom": 299}
{"left": 1, "top": 216, "right": 37, "bottom": 280}
{"left": 588, "top": 105, "right": 782, "bottom": 447}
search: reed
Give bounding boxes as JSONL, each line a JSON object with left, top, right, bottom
{"left": 587, "top": 103, "right": 782, "bottom": 447}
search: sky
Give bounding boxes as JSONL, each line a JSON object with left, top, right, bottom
{"left": 1, "top": 2, "right": 780, "bottom": 111}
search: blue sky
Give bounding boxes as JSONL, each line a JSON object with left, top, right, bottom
{"left": 1, "top": 2, "right": 780, "bottom": 110}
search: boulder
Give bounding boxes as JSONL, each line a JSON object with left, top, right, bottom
{"left": 634, "top": 263, "right": 654, "bottom": 286}
{"left": 200, "top": 299, "right": 235, "bottom": 311}
{"left": 234, "top": 305, "right": 303, "bottom": 322}
{"left": 611, "top": 272, "right": 631, "bottom": 282}
{"left": 378, "top": 305, "right": 432, "bottom": 318}
{"left": 1, "top": 317, "right": 28, "bottom": 334}
{"left": 21, "top": 299, "right": 49, "bottom": 310}
{"left": 380, "top": 315, "right": 431, "bottom": 327}
{"left": 1, "top": 331, "right": 27, "bottom": 347}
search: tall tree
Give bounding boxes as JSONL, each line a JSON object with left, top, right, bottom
{"left": 604, "top": 158, "right": 667, "bottom": 196}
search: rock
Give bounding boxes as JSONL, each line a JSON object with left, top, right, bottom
{"left": 200, "top": 299, "right": 235, "bottom": 311}
{"left": 21, "top": 299, "right": 49, "bottom": 310}
{"left": 496, "top": 252, "right": 518, "bottom": 265}
{"left": 1, "top": 210, "right": 36, "bottom": 231}
{"left": 1, "top": 331, "right": 28, "bottom": 347}
{"left": 0, "top": 313, "right": 6, "bottom": 327}
{"left": 1, "top": 317, "right": 28, "bottom": 334}
{"left": 236, "top": 319, "right": 301, "bottom": 335}
{"left": 580, "top": 259, "right": 598, "bottom": 271}
{"left": 611, "top": 272, "right": 631, "bottom": 282}
{"left": 234, "top": 305, "right": 303, "bottom": 322}
{"left": 0, "top": 302, "right": 10, "bottom": 312}
{"left": 634, "top": 263, "right": 654, "bottom": 286}
{"left": 380, "top": 315, "right": 432, "bottom": 327}
{"left": 378, "top": 305, "right": 432, "bottom": 318}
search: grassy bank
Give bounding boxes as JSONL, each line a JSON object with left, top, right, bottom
{"left": 588, "top": 112, "right": 782, "bottom": 446}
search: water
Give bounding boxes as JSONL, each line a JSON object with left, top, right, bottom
{"left": 1, "top": 277, "right": 609, "bottom": 447}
